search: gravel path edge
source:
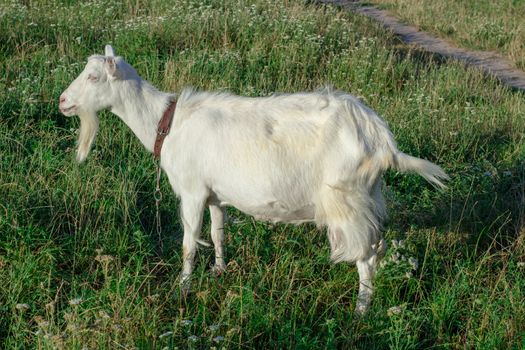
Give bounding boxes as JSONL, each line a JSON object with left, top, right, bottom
{"left": 320, "top": 0, "right": 525, "bottom": 92}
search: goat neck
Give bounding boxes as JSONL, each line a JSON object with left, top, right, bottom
{"left": 110, "top": 78, "right": 175, "bottom": 154}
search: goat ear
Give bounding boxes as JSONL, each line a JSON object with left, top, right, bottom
{"left": 105, "top": 57, "right": 119, "bottom": 78}
{"left": 105, "top": 45, "right": 115, "bottom": 57}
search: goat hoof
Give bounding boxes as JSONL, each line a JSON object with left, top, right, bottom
{"left": 179, "top": 274, "right": 191, "bottom": 298}
{"left": 354, "top": 305, "right": 367, "bottom": 317}
{"left": 354, "top": 299, "right": 370, "bottom": 316}
{"left": 180, "top": 285, "right": 190, "bottom": 299}
{"left": 211, "top": 263, "right": 226, "bottom": 276}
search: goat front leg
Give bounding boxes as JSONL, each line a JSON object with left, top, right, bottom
{"left": 179, "top": 196, "right": 206, "bottom": 295}
{"left": 209, "top": 204, "right": 226, "bottom": 275}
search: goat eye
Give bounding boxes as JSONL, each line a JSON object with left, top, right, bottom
{"left": 87, "top": 74, "right": 99, "bottom": 82}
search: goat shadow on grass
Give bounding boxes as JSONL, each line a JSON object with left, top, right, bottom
{"left": 380, "top": 43, "right": 525, "bottom": 247}
{"left": 386, "top": 129, "right": 524, "bottom": 252}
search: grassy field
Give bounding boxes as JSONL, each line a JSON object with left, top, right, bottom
{"left": 369, "top": 0, "right": 525, "bottom": 70}
{"left": 1, "top": 0, "right": 524, "bottom": 349}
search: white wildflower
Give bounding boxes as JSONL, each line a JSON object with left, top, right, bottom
{"left": 181, "top": 319, "right": 193, "bottom": 326}
{"left": 209, "top": 324, "right": 220, "bottom": 332}
{"left": 159, "top": 331, "right": 173, "bottom": 339}
{"left": 387, "top": 305, "right": 403, "bottom": 316}
{"left": 188, "top": 335, "right": 199, "bottom": 342}
{"left": 408, "top": 257, "right": 418, "bottom": 270}
{"left": 98, "top": 310, "right": 111, "bottom": 319}
{"left": 390, "top": 252, "right": 401, "bottom": 263}
{"left": 95, "top": 254, "right": 114, "bottom": 263}
{"left": 213, "top": 336, "right": 225, "bottom": 343}
{"left": 16, "top": 303, "right": 30, "bottom": 311}
{"left": 34, "top": 316, "right": 49, "bottom": 328}
{"left": 69, "top": 297, "right": 82, "bottom": 306}
{"left": 45, "top": 301, "right": 55, "bottom": 313}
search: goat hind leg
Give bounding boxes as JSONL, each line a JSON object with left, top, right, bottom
{"left": 355, "top": 253, "right": 378, "bottom": 315}
{"left": 326, "top": 224, "right": 378, "bottom": 315}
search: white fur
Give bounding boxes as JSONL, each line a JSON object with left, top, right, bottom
{"left": 59, "top": 46, "right": 448, "bottom": 314}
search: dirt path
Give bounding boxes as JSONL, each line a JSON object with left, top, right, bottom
{"left": 320, "top": 0, "right": 525, "bottom": 92}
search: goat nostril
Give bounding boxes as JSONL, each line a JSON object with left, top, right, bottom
{"left": 59, "top": 96, "right": 66, "bottom": 103}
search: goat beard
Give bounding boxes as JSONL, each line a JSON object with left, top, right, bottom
{"left": 76, "top": 110, "right": 99, "bottom": 163}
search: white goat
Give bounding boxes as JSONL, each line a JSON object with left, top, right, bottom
{"left": 59, "top": 45, "right": 448, "bottom": 314}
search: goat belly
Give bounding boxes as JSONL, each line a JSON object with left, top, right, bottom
{"left": 218, "top": 194, "right": 316, "bottom": 224}
{"left": 209, "top": 170, "right": 317, "bottom": 224}
{"left": 252, "top": 201, "right": 316, "bottom": 224}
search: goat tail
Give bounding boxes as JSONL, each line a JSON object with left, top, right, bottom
{"left": 394, "top": 152, "right": 449, "bottom": 188}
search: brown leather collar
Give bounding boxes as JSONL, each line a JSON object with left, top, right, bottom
{"left": 153, "top": 100, "right": 177, "bottom": 158}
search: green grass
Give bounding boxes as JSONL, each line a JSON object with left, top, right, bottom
{"left": 1, "top": 0, "right": 524, "bottom": 349}
{"left": 369, "top": 0, "right": 525, "bottom": 70}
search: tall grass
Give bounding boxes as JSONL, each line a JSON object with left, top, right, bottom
{"left": 369, "top": 0, "right": 525, "bottom": 70}
{"left": 0, "top": 0, "right": 524, "bottom": 348}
